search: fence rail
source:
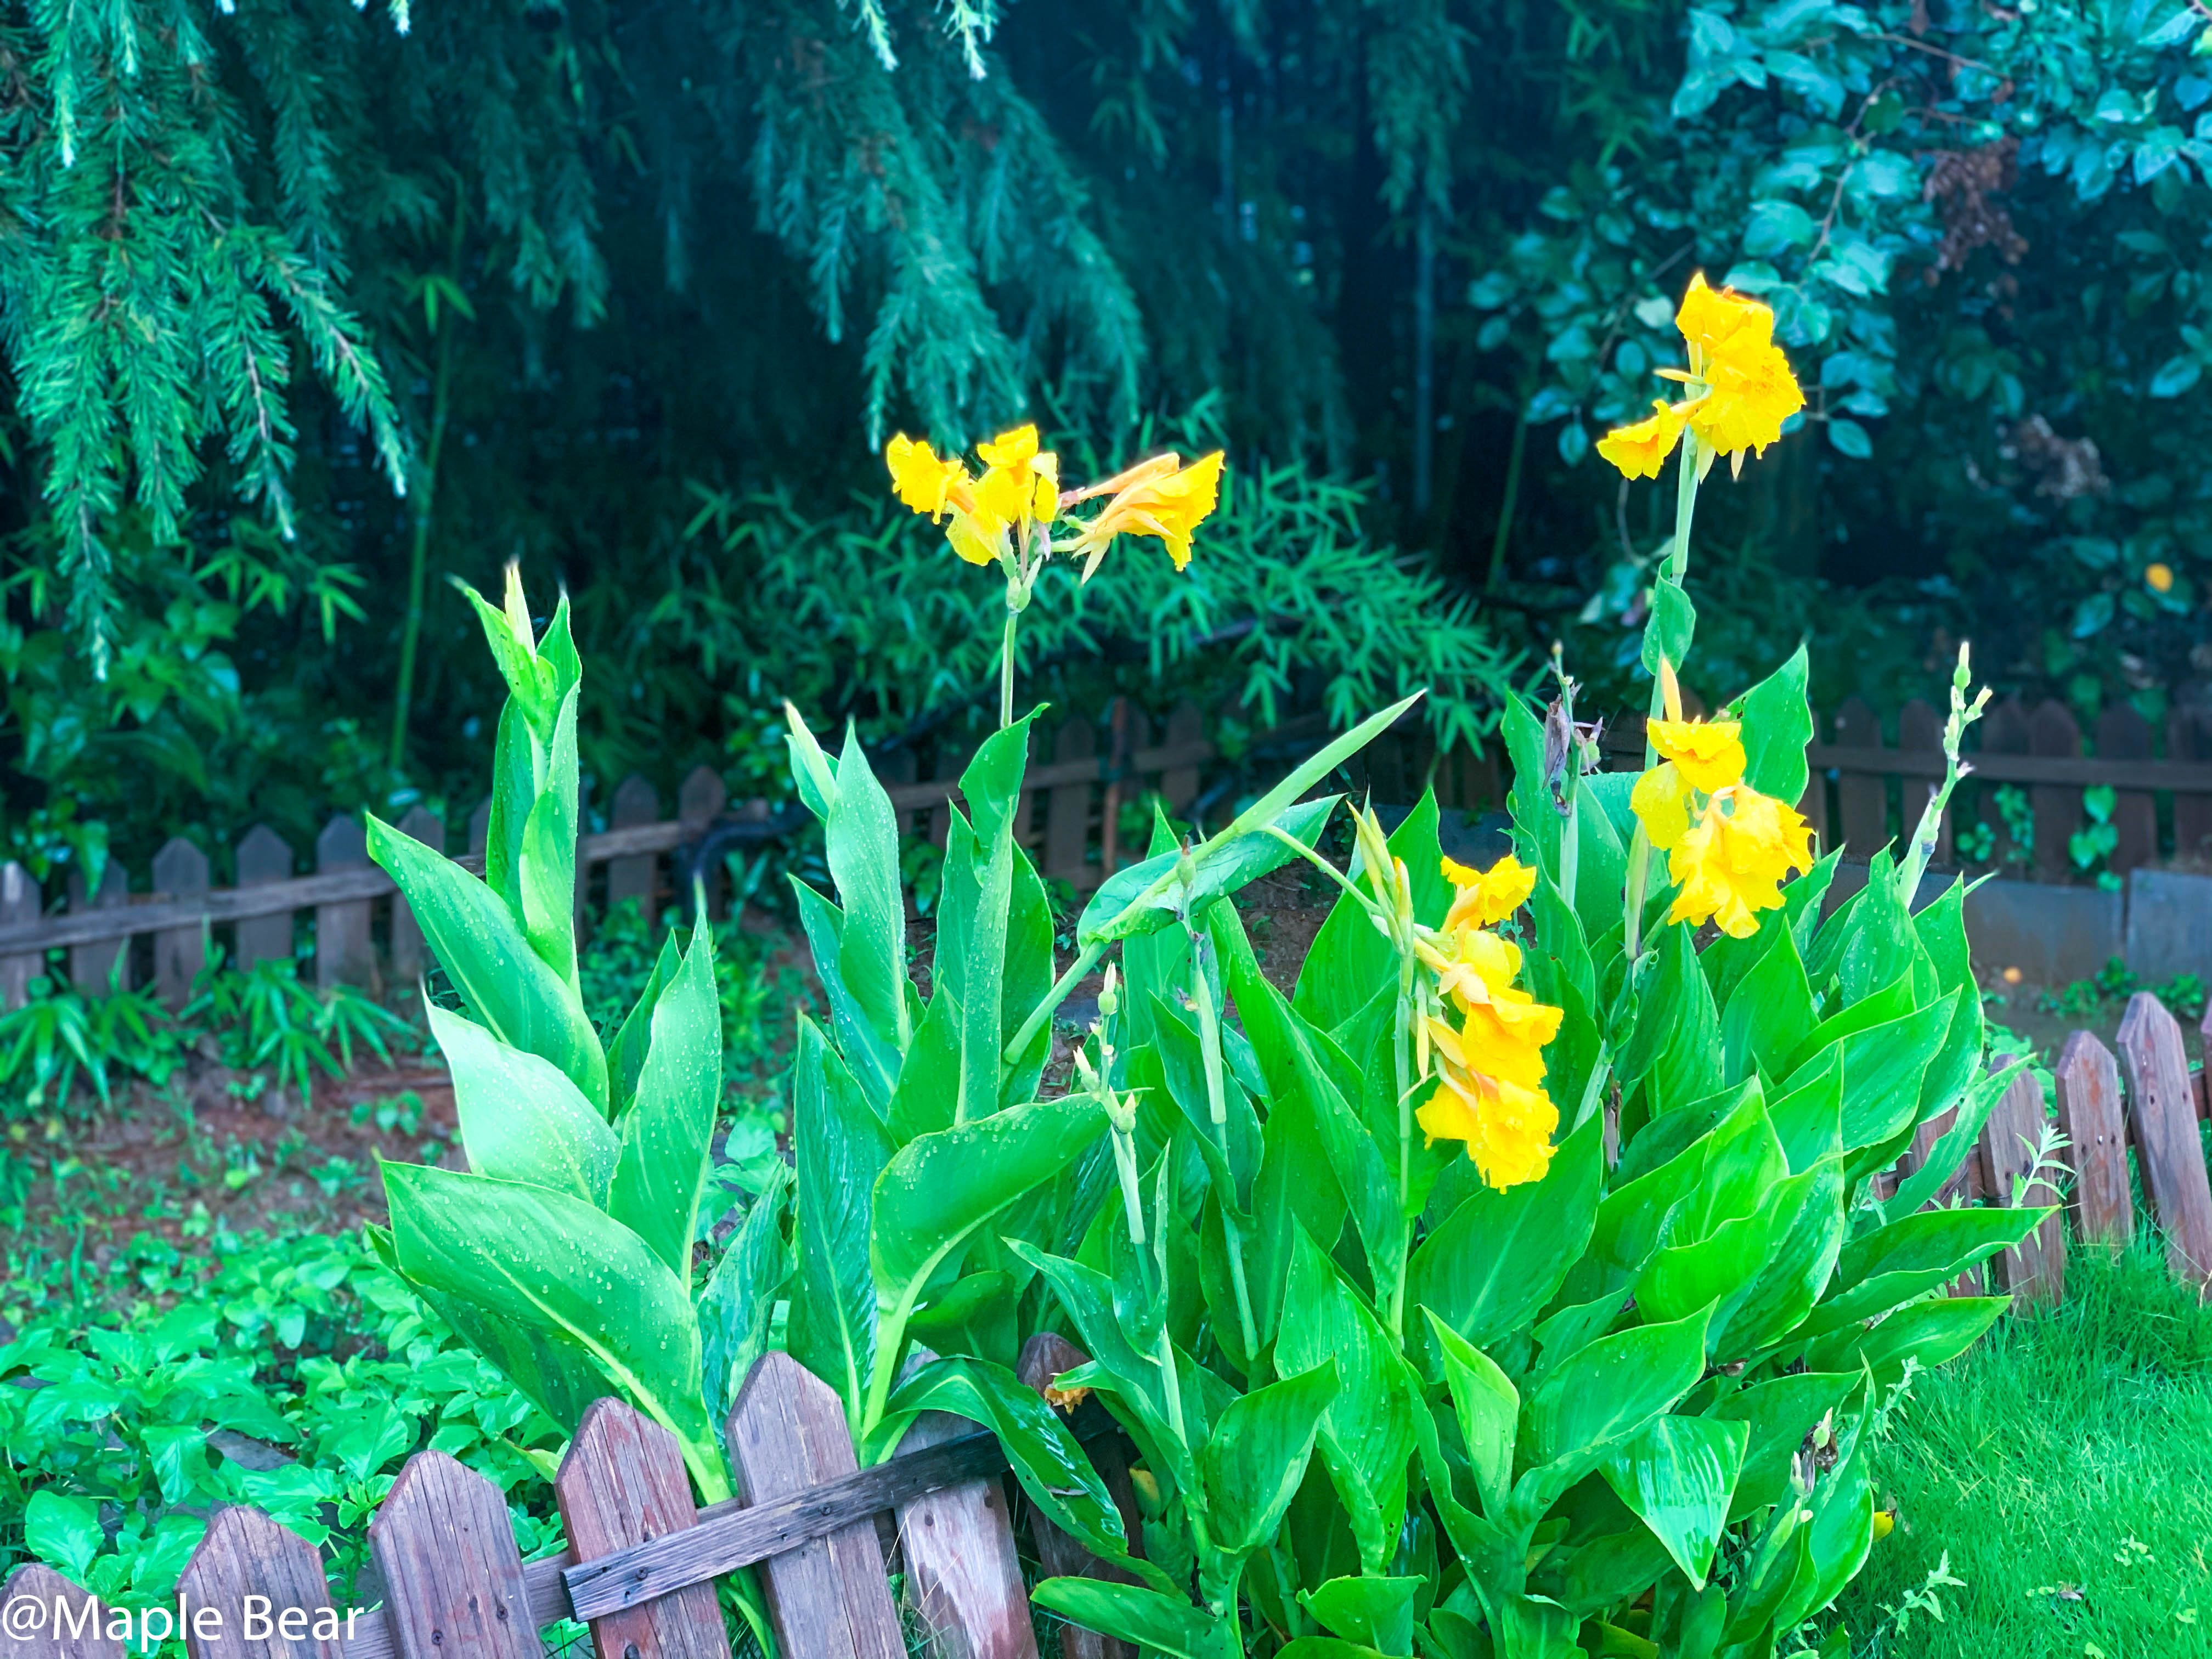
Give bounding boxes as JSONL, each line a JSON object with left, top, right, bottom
{"left": 1, "top": 1337, "right": 1132, "bottom": 1659}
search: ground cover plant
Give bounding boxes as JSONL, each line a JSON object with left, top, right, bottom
{"left": 331, "top": 294, "right": 2048, "bottom": 1659}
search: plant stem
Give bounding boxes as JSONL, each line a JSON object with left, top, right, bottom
{"left": 1388, "top": 939, "right": 1415, "bottom": 1340}
{"left": 1623, "top": 823, "right": 1651, "bottom": 962}
{"left": 1000, "top": 602, "right": 1018, "bottom": 730}
{"left": 1003, "top": 938, "right": 1105, "bottom": 1069}
{"left": 1190, "top": 931, "right": 1261, "bottom": 1362}
{"left": 1485, "top": 408, "right": 1529, "bottom": 591}
{"left": 390, "top": 202, "right": 465, "bottom": 775}
{"left": 1625, "top": 432, "right": 1705, "bottom": 962}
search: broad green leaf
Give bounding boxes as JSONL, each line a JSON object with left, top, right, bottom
{"left": 887, "top": 983, "right": 962, "bottom": 1143}
{"left": 1502, "top": 694, "right": 1564, "bottom": 882}
{"left": 1560, "top": 1529, "right": 1674, "bottom": 1620}
{"left": 1713, "top": 1159, "right": 1846, "bottom": 1359}
{"left": 1836, "top": 1202, "right": 2051, "bottom": 1291}
{"left": 1766, "top": 1047, "right": 1843, "bottom": 1173}
{"left": 516, "top": 686, "right": 582, "bottom": 988}
{"left": 383, "top": 1165, "right": 719, "bottom": 1484}
{"left": 1781, "top": 972, "right": 1915, "bottom": 1076}
{"left": 1006, "top": 1242, "right": 1182, "bottom": 1472}
{"left": 1737, "top": 645, "right": 1812, "bottom": 808}
{"left": 427, "top": 1004, "right": 616, "bottom": 1203}
{"left": 1803, "top": 1295, "right": 2008, "bottom": 1384}
{"left": 1032, "top": 1581, "right": 1218, "bottom": 1659}
{"left": 1716, "top": 1370, "right": 1861, "bottom": 1520}
{"left": 1299, "top": 1577, "right": 1423, "bottom": 1656}
{"left": 789, "top": 1017, "right": 890, "bottom": 1435}
{"left": 1600, "top": 1415, "right": 1748, "bottom": 1589}
{"left": 1426, "top": 1314, "right": 1519, "bottom": 1517}
{"left": 1409, "top": 1115, "right": 1600, "bottom": 1362}
{"left": 789, "top": 881, "right": 900, "bottom": 1114}
{"left": 699, "top": 1165, "right": 792, "bottom": 1420}
{"left": 1278, "top": 1228, "right": 1416, "bottom": 1572}
{"left": 959, "top": 711, "right": 1043, "bottom": 849}
{"left": 26, "top": 1491, "right": 102, "bottom": 1581}
{"left": 1720, "top": 922, "right": 1815, "bottom": 1080}
{"left": 368, "top": 812, "right": 607, "bottom": 1109}
{"left": 1634, "top": 1197, "right": 1784, "bottom": 1333}
{"left": 956, "top": 812, "right": 1014, "bottom": 1124}
{"left": 608, "top": 920, "right": 722, "bottom": 1274}
{"left": 1835, "top": 991, "right": 1958, "bottom": 1150}
{"left": 606, "top": 930, "right": 681, "bottom": 1111}
{"left": 872, "top": 1098, "right": 1108, "bottom": 1339}
{"left": 365, "top": 1225, "right": 607, "bottom": 1436}
{"left": 1526, "top": 1305, "right": 1711, "bottom": 1468}
{"left": 827, "top": 724, "right": 913, "bottom": 1056}
{"left": 1199, "top": 1359, "right": 1340, "bottom": 1554}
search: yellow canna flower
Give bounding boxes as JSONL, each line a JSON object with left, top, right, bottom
{"left": 1675, "top": 272, "right": 1775, "bottom": 370}
{"left": 1601, "top": 274, "right": 1806, "bottom": 477}
{"left": 1597, "top": 399, "right": 1688, "bottom": 480}
{"left": 1649, "top": 718, "right": 1746, "bottom": 792}
{"left": 1442, "top": 851, "right": 1537, "bottom": 928}
{"left": 1685, "top": 337, "right": 1804, "bottom": 460}
{"left": 1417, "top": 1060, "right": 1558, "bottom": 1189}
{"left": 886, "top": 435, "right": 972, "bottom": 520}
{"left": 1666, "top": 783, "right": 1815, "bottom": 938}
{"left": 974, "top": 424, "right": 1059, "bottom": 531}
{"left": 1631, "top": 761, "right": 1697, "bottom": 852}
{"left": 2147, "top": 562, "right": 2176, "bottom": 594}
{"left": 1061, "top": 451, "right": 1226, "bottom": 579}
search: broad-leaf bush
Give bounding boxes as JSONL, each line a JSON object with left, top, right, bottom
{"left": 360, "top": 342, "right": 2032, "bottom": 1657}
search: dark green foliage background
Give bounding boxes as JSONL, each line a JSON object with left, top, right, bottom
{"left": 2, "top": 0, "right": 2207, "bottom": 878}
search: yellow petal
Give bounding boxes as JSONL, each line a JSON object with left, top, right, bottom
{"left": 1442, "top": 852, "right": 1537, "bottom": 929}
{"left": 1630, "top": 762, "right": 1694, "bottom": 852}
{"left": 1596, "top": 400, "right": 1686, "bottom": 481}
{"left": 1647, "top": 718, "right": 1747, "bottom": 793}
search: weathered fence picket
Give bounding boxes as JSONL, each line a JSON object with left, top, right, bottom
{"left": 2055, "top": 1031, "right": 2132, "bottom": 1252}
{"left": 2119, "top": 991, "right": 2212, "bottom": 1284}
{"left": 1980, "top": 1064, "right": 2066, "bottom": 1305}
{"left": 2, "top": 1564, "right": 121, "bottom": 1659}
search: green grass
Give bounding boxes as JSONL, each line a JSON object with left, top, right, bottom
{"left": 1839, "top": 1243, "right": 2212, "bottom": 1657}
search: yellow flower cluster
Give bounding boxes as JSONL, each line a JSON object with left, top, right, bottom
{"left": 884, "top": 422, "right": 1224, "bottom": 579}
{"left": 1631, "top": 715, "right": 1814, "bottom": 938}
{"left": 886, "top": 424, "right": 1058, "bottom": 568}
{"left": 1413, "top": 853, "right": 1560, "bottom": 1189}
{"left": 1597, "top": 274, "right": 1807, "bottom": 479}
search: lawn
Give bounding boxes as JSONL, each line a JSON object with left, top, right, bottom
{"left": 1842, "top": 1242, "right": 2212, "bottom": 1658}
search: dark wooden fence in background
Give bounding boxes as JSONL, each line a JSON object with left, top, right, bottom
{"left": 4, "top": 691, "right": 2208, "bottom": 1010}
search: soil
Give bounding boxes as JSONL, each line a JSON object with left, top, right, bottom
{"left": 8, "top": 855, "right": 2175, "bottom": 1281}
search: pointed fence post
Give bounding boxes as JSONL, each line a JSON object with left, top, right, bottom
{"left": 679, "top": 766, "right": 728, "bottom": 920}
{"left": 3, "top": 1563, "right": 123, "bottom": 1659}
{"left": 67, "top": 861, "right": 130, "bottom": 993}
{"left": 892, "top": 1352, "right": 1037, "bottom": 1659}
{"left": 370, "top": 1451, "right": 537, "bottom": 1659}
{"left": 555, "top": 1399, "right": 730, "bottom": 1659}
{"left": 1831, "top": 697, "right": 1886, "bottom": 860}
{"left": 2028, "top": 699, "right": 2083, "bottom": 884}
{"left": 179, "top": 1505, "right": 346, "bottom": 1659}
{"left": 2095, "top": 703, "right": 2158, "bottom": 876}
{"left": 1043, "top": 718, "right": 1097, "bottom": 889}
{"left": 1977, "top": 697, "right": 2033, "bottom": 869}
{"left": 390, "top": 807, "right": 446, "bottom": 989}
{"left": 234, "top": 825, "right": 296, "bottom": 969}
{"left": 2055, "top": 1031, "right": 2132, "bottom": 1252}
{"left": 607, "top": 775, "right": 662, "bottom": 924}
{"left": 151, "top": 836, "right": 211, "bottom": 1009}
{"left": 316, "top": 815, "right": 375, "bottom": 991}
{"left": 1979, "top": 1066, "right": 2066, "bottom": 1305}
{"left": 725, "top": 1351, "right": 904, "bottom": 1659}
{"left": 0, "top": 861, "right": 41, "bottom": 1008}
{"left": 2118, "top": 991, "right": 2212, "bottom": 1283}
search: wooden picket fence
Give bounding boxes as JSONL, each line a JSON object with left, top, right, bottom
{"left": 0, "top": 1336, "right": 1140, "bottom": 1659}
{"left": 1892, "top": 991, "right": 2212, "bottom": 1306}
{"left": 0, "top": 695, "right": 1359, "bottom": 1011}
{"left": 1608, "top": 697, "right": 2212, "bottom": 874}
